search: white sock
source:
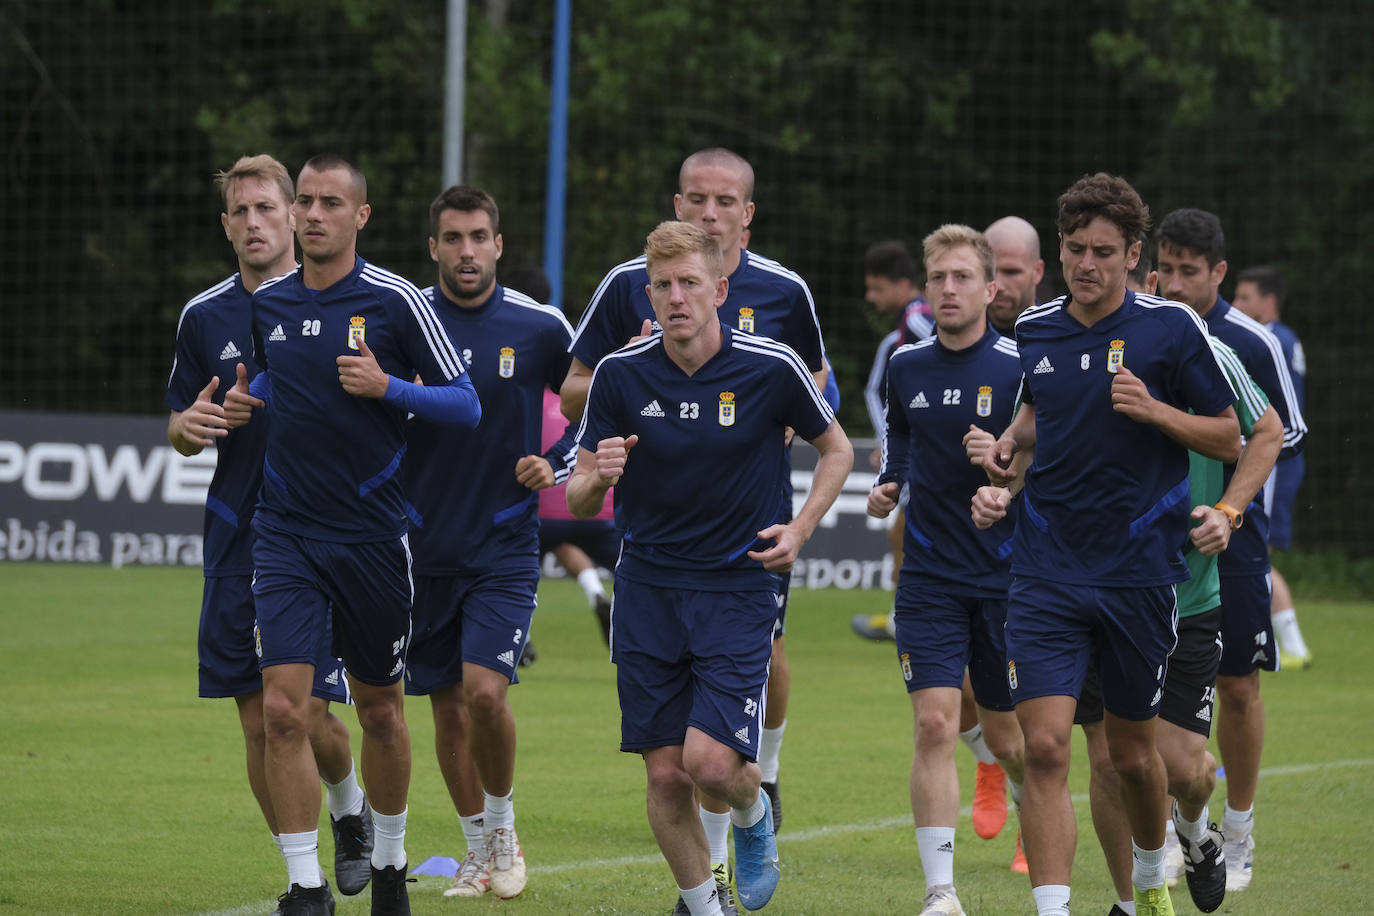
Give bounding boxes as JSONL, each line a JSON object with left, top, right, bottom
{"left": 959, "top": 724, "right": 998, "bottom": 765}
{"left": 1222, "top": 803, "right": 1254, "bottom": 839}
{"left": 758, "top": 722, "right": 785, "bottom": 784}
{"left": 1272, "top": 608, "right": 1310, "bottom": 656}
{"left": 459, "top": 812, "right": 485, "bottom": 856}
{"left": 1009, "top": 777, "right": 1023, "bottom": 808}
{"left": 1031, "top": 884, "right": 1071, "bottom": 915}
{"left": 1116, "top": 901, "right": 1136, "bottom": 915}
{"left": 699, "top": 807, "right": 731, "bottom": 866}
{"left": 323, "top": 760, "right": 365, "bottom": 820}
{"left": 916, "top": 826, "right": 955, "bottom": 888}
{"left": 484, "top": 789, "right": 515, "bottom": 832}
{"left": 1173, "top": 802, "right": 1207, "bottom": 843}
{"left": 279, "top": 830, "right": 323, "bottom": 888}
{"left": 272, "top": 833, "right": 285, "bottom": 858}
{"left": 1132, "top": 840, "right": 1165, "bottom": 890}
{"left": 577, "top": 568, "right": 604, "bottom": 606}
{"left": 679, "top": 875, "right": 724, "bottom": 916}
{"left": 730, "top": 790, "right": 766, "bottom": 829}
{"left": 370, "top": 806, "right": 407, "bottom": 870}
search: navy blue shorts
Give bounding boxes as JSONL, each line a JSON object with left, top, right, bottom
{"left": 1077, "top": 607, "right": 1221, "bottom": 737}
{"left": 893, "top": 581, "right": 1012, "bottom": 711}
{"left": 538, "top": 518, "right": 622, "bottom": 571}
{"left": 404, "top": 568, "right": 537, "bottom": 694}
{"left": 1006, "top": 577, "right": 1177, "bottom": 721}
{"left": 199, "top": 574, "right": 350, "bottom": 703}
{"left": 1266, "top": 454, "right": 1304, "bottom": 550}
{"left": 1219, "top": 573, "right": 1278, "bottom": 675}
{"left": 611, "top": 576, "right": 775, "bottom": 758}
{"left": 251, "top": 523, "right": 414, "bottom": 687}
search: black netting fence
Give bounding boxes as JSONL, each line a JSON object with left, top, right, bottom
{"left": 2, "top": 0, "right": 1368, "bottom": 554}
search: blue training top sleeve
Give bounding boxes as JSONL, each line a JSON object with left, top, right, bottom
{"left": 383, "top": 373, "right": 481, "bottom": 427}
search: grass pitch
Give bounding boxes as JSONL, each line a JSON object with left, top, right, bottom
{"left": 1, "top": 564, "right": 1370, "bottom": 914}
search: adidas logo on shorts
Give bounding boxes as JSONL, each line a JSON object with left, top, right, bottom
{"left": 640, "top": 399, "right": 665, "bottom": 418}
{"left": 734, "top": 725, "right": 750, "bottom": 743}
{"left": 219, "top": 340, "right": 242, "bottom": 360}
{"left": 498, "top": 649, "right": 516, "bottom": 667}
{"left": 1196, "top": 705, "right": 1212, "bottom": 722}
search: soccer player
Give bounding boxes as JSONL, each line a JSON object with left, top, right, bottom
{"left": 984, "top": 216, "right": 1045, "bottom": 336}
{"left": 851, "top": 239, "right": 932, "bottom": 642}
{"left": 980, "top": 173, "right": 1240, "bottom": 916}
{"left": 867, "top": 224, "right": 1026, "bottom": 916}
{"left": 402, "top": 185, "right": 575, "bottom": 900}
{"left": 561, "top": 149, "right": 828, "bottom": 894}
{"left": 568, "top": 220, "right": 852, "bottom": 916}
{"left": 1233, "top": 265, "right": 1312, "bottom": 668}
{"left": 224, "top": 155, "right": 481, "bottom": 916}
{"left": 1156, "top": 210, "right": 1307, "bottom": 892}
{"left": 1054, "top": 323, "right": 1284, "bottom": 914}
{"left": 165, "top": 154, "right": 374, "bottom": 907}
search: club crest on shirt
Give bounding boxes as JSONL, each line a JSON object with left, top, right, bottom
{"left": 718, "top": 391, "right": 736, "bottom": 427}
{"left": 498, "top": 346, "right": 515, "bottom": 378}
{"left": 976, "top": 385, "right": 993, "bottom": 417}
{"left": 1107, "top": 338, "right": 1125, "bottom": 374}
{"left": 348, "top": 316, "right": 366, "bottom": 350}
{"left": 737, "top": 307, "right": 755, "bottom": 332}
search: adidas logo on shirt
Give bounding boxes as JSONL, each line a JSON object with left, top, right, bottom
{"left": 734, "top": 726, "right": 750, "bottom": 743}
{"left": 498, "top": 649, "right": 516, "bottom": 667}
{"left": 268, "top": 324, "right": 287, "bottom": 342}
{"left": 1032, "top": 356, "right": 1054, "bottom": 374}
{"left": 219, "top": 340, "right": 242, "bottom": 361}
{"left": 640, "top": 399, "right": 665, "bottom": 418}
{"left": 909, "top": 392, "right": 929, "bottom": 409}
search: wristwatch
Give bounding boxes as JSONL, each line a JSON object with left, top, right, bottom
{"left": 1214, "top": 501, "right": 1244, "bottom": 530}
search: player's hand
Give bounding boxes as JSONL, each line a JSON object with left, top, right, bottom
{"left": 594, "top": 434, "right": 638, "bottom": 486}
{"left": 867, "top": 482, "right": 899, "bottom": 519}
{"left": 980, "top": 438, "right": 1018, "bottom": 487}
{"left": 1189, "top": 504, "right": 1232, "bottom": 556}
{"left": 971, "top": 485, "right": 1012, "bottom": 529}
{"left": 627, "top": 318, "right": 654, "bottom": 345}
{"left": 337, "top": 336, "right": 390, "bottom": 399}
{"left": 177, "top": 376, "right": 229, "bottom": 446}
{"left": 1110, "top": 366, "right": 1160, "bottom": 425}
{"left": 223, "top": 363, "right": 264, "bottom": 428}
{"left": 515, "top": 455, "right": 556, "bottom": 490}
{"left": 748, "top": 522, "right": 805, "bottom": 572}
{"left": 963, "top": 424, "right": 996, "bottom": 465}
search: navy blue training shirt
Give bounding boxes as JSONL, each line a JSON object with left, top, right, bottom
{"left": 249, "top": 255, "right": 471, "bottom": 542}
{"left": 405, "top": 283, "right": 575, "bottom": 574}
{"left": 570, "top": 251, "right": 827, "bottom": 372}
{"left": 1011, "top": 291, "right": 1237, "bottom": 586}
{"left": 1203, "top": 298, "right": 1307, "bottom": 577}
{"left": 877, "top": 325, "right": 1022, "bottom": 597}
{"left": 578, "top": 326, "right": 834, "bottom": 592}
{"left": 166, "top": 273, "right": 266, "bottom": 576}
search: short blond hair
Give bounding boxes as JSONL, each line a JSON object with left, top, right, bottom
{"left": 215, "top": 154, "right": 294, "bottom": 209}
{"left": 923, "top": 224, "right": 995, "bottom": 282}
{"left": 644, "top": 220, "right": 724, "bottom": 279}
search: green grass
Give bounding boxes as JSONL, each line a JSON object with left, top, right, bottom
{"left": 1, "top": 565, "right": 1370, "bottom": 914}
